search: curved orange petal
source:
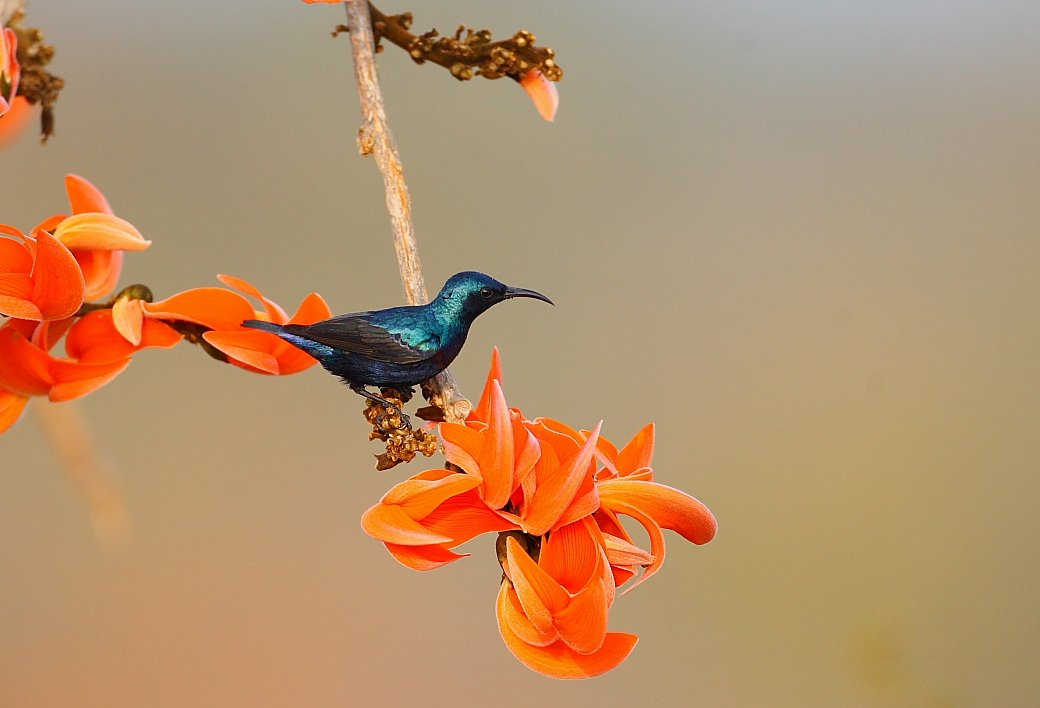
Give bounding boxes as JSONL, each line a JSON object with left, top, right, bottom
{"left": 31, "top": 230, "right": 85, "bottom": 320}
{"left": 497, "top": 584, "right": 638, "bottom": 679}
{"left": 505, "top": 536, "right": 568, "bottom": 632}
{"left": 75, "top": 249, "right": 123, "bottom": 301}
{"left": 53, "top": 213, "right": 150, "bottom": 251}
{"left": 0, "top": 233, "right": 33, "bottom": 273}
{"left": 439, "top": 422, "right": 483, "bottom": 476}
{"left": 0, "top": 327, "right": 53, "bottom": 395}
{"left": 65, "top": 174, "right": 113, "bottom": 215}
{"left": 383, "top": 542, "right": 467, "bottom": 571}
{"left": 288, "top": 292, "right": 333, "bottom": 325}
{"left": 553, "top": 577, "right": 610, "bottom": 655}
{"left": 144, "top": 287, "right": 254, "bottom": 331}
{"left": 524, "top": 421, "right": 601, "bottom": 536}
{"left": 360, "top": 503, "right": 453, "bottom": 546}
{"left": 381, "top": 472, "right": 481, "bottom": 519}
{"left": 602, "top": 532, "right": 654, "bottom": 568}
{"left": 498, "top": 581, "right": 559, "bottom": 647}
{"left": 217, "top": 274, "right": 289, "bottom": 323}
{"left": 598, "top": 479, "right": 717, "bottom": 546}
{"left": 48, "top": 358, "right": 132, "bottom": 402}
{"left": 65, "top": 310, "right": 180, "bottom": 363}
{"left": 598, "top": 499, "right": 666, "bottom": 594}
{"left": 202, "top": 330, "right": 281, "bottom": 374}
{"left": 0, "top": 273, "right": 39, "bottom": 319}
{"left": 520, "top": 69, "right": 559, "bottom": 122}
{"left": 419, "top": 490, "right": 519, "bottom": 544}
{"left": 0, "top": 389, "right": 29, "bottom": 434}
{"left": 616, "top": 423, "right": 655, "bottom": 477}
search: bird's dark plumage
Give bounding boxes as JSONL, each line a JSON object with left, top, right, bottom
{"left": 243, "top": 271, "right": 551, "bottom": 409}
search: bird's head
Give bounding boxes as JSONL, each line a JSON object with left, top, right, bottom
{"left": 436, "top": 271, "right": 553, "bottom": 321}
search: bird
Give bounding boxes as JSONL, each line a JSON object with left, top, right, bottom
{"left": 242, "top": 271, "right": 552, "bottom": 416}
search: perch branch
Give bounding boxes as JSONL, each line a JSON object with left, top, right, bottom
{"left": 343, "top": 0, "right": 470, "bottom": 425}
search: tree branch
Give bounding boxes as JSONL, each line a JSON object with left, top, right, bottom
{"left": 343, "top": 0, "right": 470, "bottom": 425}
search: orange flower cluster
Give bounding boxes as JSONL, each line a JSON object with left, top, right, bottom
{"left": 1, "top": 175, "right": 331, "bottom": 433}
{"left": 362, "top": 349, "right": 717, "bottom": 679}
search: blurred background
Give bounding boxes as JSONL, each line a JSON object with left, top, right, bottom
{"left": 2, "top": 1, "right": 1039, "bottom": 705}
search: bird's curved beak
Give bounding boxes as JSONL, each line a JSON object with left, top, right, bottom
{"left": 504, "top": 286, "right": 554, "bottom": 306}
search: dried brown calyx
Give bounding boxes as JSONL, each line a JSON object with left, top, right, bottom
{"left": 365, "top": 387, "right": 438, "bottom": 470}
{"left": 5, "top": 6, "right": 63, "bottom": 143}
{"left": 335, "top": 2, "right": 562, "bottom": 85}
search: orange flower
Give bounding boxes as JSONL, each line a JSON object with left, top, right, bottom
{"left": 0, "top": 320, "right": 130, "bottom": 433}
{"left": 361, "top": 468, "right": 518, "bottom": 570}
{"left": 1, "top": 27, "right": 20, "bottom": 118}
{"left": 143, "top": 274, "right": 332, "bottom": 375}
{"left": 497, "top": 519, "right": 638, "bottom": 679}
{"left": 64, "top": 308, "right": 180, "bottom": 364}
{"left": 363, "top": 348, "right": 716, "bottom": 678}
{"left": 0, "top": 226, "right": 85, "bottom": 320}
{"left": 44, "top": 175, "right": 151, "bottom": 301}
{"left": 519, "top": 68, "right": 559, "bottom": 122}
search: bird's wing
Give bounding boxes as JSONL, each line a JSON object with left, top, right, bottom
{"left": 285, "top": 312, "right": 437, "bottom": 364}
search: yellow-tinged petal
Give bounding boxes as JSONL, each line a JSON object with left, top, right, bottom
{"left": 520, "top": 69, "right": 559, "bottom": 122}
{"left": 505, "top": 536, "right": 568, "bottom": 633}
{"left": 497, "top": 583, "right": 638, "bottom": 680}
{"left": 111, "top": 297, "right": 144, "bottom": 346}
{"left": 360, "top": 503, "right": 454, "bottom": 546}
{"left": 54, "top": 213, "right": 150, "bottom": 251}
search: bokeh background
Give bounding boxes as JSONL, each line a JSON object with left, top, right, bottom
{"left": 3, "top": 1, "right": 1039, "bottom": 705}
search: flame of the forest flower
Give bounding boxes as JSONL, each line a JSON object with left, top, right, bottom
{"left": 1, "top": 27, "right": 20, "bottom": 117}
{"left": 0, "top": 175, "right": 333, "bottom": 435}
{"left": 144, "top": 274, "right": 332, "bottom": 375}
{"left": 0, "top": 226, "right": 85, "bottom": 320}
{"left": 520, "top": 69, "right": 559, "bottom": 122}
{"left": 39, "top": 175, "right": 151, "bottom": 301}
{"left": 361, "top": 348, "right": 716, "bottom": 678}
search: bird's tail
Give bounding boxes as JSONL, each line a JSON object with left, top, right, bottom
{"left": 241, "top": 319, "right": 286, "bottom": 335}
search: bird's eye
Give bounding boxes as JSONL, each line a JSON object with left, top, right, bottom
{"left": 479, "top": 287, "right": 494, "bottom": 299}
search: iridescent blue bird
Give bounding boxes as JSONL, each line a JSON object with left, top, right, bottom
{"left": 242, "top": 271, "right": 552, "bottom": 412}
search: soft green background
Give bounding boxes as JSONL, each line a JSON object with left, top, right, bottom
{"left": 2, "top": 1, "right": 1039, "bottom": 705}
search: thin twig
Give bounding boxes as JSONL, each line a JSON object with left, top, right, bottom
{"left": 343, "top": 0, "right": 470, "bottom": 423}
